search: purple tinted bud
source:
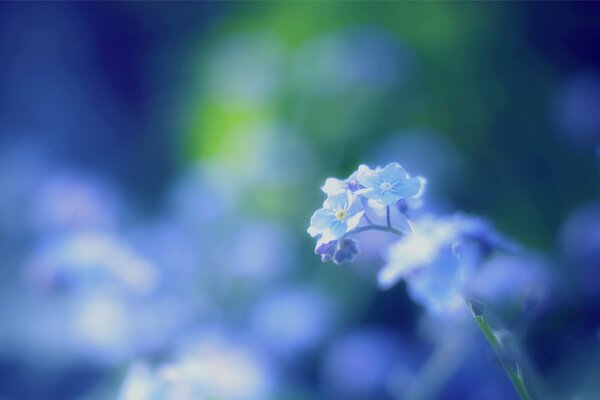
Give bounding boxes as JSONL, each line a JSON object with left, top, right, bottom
{"left": 333, "top": 238, "right": 359, "bottom": 265}
{"left": 395, "top": 199, "right": 409, "bottom": 214}
{"left": 346, "top": 177, "right": 361, "bottom": 192}
{"left": 316, "top": 240, "right": 337, "bottom": 262}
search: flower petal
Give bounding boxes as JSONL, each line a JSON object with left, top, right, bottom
{"left": 329, "top": 220, "right": 347, "bottom": 239}
{"left": 380, "top": 162, "right": 408, "bottom": 182}
{"left": 356, "top": 165, "right": 380, "bottom": 188}
{"left": 310, "top": 208, "right": 335, "bottom": 230}
{"left": 346, "top": 211, "right": 364, "bottom": 231}
{"left": 321, "top": 178, "right": 346, "bottom": 195}
{"left": 307, "top": 226, "right": 320, "bottom": 237}
{"left": 323, "top": 192, "right": 348, "bottom": 210}
{"left": 356, "top": 186, "right": 381, "bottom": 201}
{"left": 391, "top": 177, "right": 423, "bottom": 198}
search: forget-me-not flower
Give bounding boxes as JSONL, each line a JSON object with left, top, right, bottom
{"left": 308, "top": 191, "right": 364, "bottom": 244}
{"left": 356, "top": 163, "right": 424, "bottom": 206}
{"left": 321, "top": 171, "right": 361, "bottom": 196}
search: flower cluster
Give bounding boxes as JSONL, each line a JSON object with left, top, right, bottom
{"left": 307, "top": 163, "right": 426, "bottom": 265}
{"left": 308, "top": 162, "right": 524, "bottom": 317}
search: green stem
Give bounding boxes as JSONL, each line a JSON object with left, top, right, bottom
{"left": 473, "top": 314, "right": 532, "bottom": 400}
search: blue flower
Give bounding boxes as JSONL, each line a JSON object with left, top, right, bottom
{"left": 308, "top": 192, "right": 364, "bottom": 243}
{"left": 356, "top": 163, "right": 424, "bottom": 206}
{"left": 379, "top": 214, "right": 515, "bottom": 316}
{"left": 321, "top": 171, "right": 360, "bottom": 196}
{"left": 378, "top": 215, "right": 460, "bottom": 289}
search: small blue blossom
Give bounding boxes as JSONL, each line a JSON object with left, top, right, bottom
{"left": 321, "top": 171, "right": 360, "bottom": 196}
{"left": 378, "top": 214, "right": 514, "bottom": 316}
{"left": 356, "top": 163, "right": 425, "bottom": 206}
{"left": 308, "top": 191, "right": 364, "bottom": 243}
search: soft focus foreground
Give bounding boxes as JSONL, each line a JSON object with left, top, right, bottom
{"left": 1, "top": 2, "right": 600, "bottom": 400}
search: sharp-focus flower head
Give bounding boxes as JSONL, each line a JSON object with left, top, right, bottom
{"left": 308, "top": 162, "right": 425, "bottom": 267}
{"left": 356, "top": 163, "right": 425, "bottom": 206}
{"left": 308, "top": 191, "right": 364, "bottom": 243}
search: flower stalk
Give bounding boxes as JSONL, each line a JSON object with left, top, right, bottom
{"left": 469, "top": 300, "right": 532, "bottom": 400}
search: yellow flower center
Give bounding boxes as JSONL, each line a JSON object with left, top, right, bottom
{"left": 335, "top": 208, "right": 348, "bottom": 221}
{"left": 380, "top": 181, "right": 392, "bottom": 191}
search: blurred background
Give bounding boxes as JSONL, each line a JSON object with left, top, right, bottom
{"left": 1, "top": 2, "right": 600, "bottom": 399}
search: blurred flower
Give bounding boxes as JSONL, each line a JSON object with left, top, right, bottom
{"left": 120, "top": 328, "right": 276, "bottom": 400}
{"left": 72, "top": 292, "right": 194, "bottom": 364}
{"left": 251, "top": 286, "right": 338, "bottom": 358}
{"left": 406, "top": 244, "right": 478, "bottom": 317}
{"left": 27, "top": 231, "right": 158, "bottom": 295}
{"left": 380, "top": 215, "right": 509, "bottom": 316}
{"left": 468, "top": 253, "right": 553, "bottom": 319}
{"left": 227, "top": 220, "right": 296, "bottom": 283}
{"left": 128, "top": 218, "right": 200, "bottom": 285}
{"left": 321, "top": 328, "right": 419, "bottom": 400}
{"left": 29, "top": 172, "right": 123, "bottom": 234}
{"left": 379, "top": 215, "right": 461, "bottom": 288}
{"left": 356, "top": 163, "right": 425, "bottom": 206}
{"left": 119, "top": 362, "right": 163, "bottom": 400}
{"left": 167, "top": 163, "right": 235, "bottom": 229}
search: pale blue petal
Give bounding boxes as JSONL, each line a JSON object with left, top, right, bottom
{"left": 347, "top": 192, "right": 364, "bottom": 214}
{"left": 379, "top": 162, "right": 407, "bottom": 182}
{"left": 321, "top": 178, "right": 346, "bottom": 195}
{"left": 356, "top": 187, "right": 382, "bottom": 201}
{"left": 356, "top": 165, "right": 380, "bottom": 188}
{"left": 329, "top": 220, "right": 347, "bottom": 239}
{"left": 320, "top": 230, "right": 337, "bottom": 243}
{"left": 391, "top": 177, "right": 422, "bottom": 198}
{"left": 307, "top": 225, "right": 320, "bottom": 237}
{"left": 346, "top": 211, "right": 364, "bottom": 231}
{"left": 311, "top": 208, "right": 335, "bottom": 229}
{"left": 413, "top": 176, "right": 427, "bottom": 198}
{"left": 380, "top": 190, "right": 401, "bottom": 205}
{"left": 324, "top": 193, "right": 348, "bottom": 210}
